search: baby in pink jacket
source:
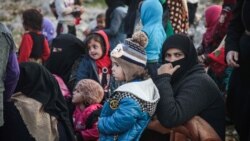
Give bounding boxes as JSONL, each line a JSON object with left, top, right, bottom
{"left": 72, "top": 79, "right": 104, "bottom": 141}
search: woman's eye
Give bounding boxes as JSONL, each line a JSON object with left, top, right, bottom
{"left": 175, "top": 53, "right": 183, "bottom": 57}
{"left": 166, "top": 54, "right": 171, "bottom": 58}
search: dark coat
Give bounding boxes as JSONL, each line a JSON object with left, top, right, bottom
{"left": 225, "top": 0, "right": 250, "bottom": 140}
{"left": 155, "top": 64, "right": 225, "bottom": 140}
{"left": 76, "top": 55, "right": 99, "bottom": 83}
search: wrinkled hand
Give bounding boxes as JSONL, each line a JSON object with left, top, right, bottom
{"left": 226, "top": 51, "right": 239, "bottom": 67}
{"left": 157, "top": 63, "right": 180, "bottom": 75}
{"left": 147, "top": 119, "right": 172, "bottom": 134}
{"left": 172, "top": 125, "right": 190, "bottom": 137}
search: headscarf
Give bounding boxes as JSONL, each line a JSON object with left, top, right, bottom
{"left": 162, "top": 34, "right": 198, "bottom": 84}
{"left": 93, "top": 30, "right": 111, "bottom": 75}
{"left": 86, "top": 30, "right": 111, "bottom": 91}
{"left": 203, "top": 5, "right": 222, "bottom": 49}
{"left": 45, "top": 34, "right": 85, "bottom": 84}
{"left": 15, "top": 62, "right": 75, "bottom": 141}
{"left": 105, "top": 0, "right": 125, "bottom": 28}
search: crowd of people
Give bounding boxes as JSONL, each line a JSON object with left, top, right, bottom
{"left": 0, "top": 0, "right": 249, "bottom": 141}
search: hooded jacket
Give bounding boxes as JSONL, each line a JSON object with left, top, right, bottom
{"left": 98, "top": 78, "right": 160, "bottom": 141}
{"left": 141, "top": 0, "right": 166, "bottom": 61}
{"left": 76, "top": 30, "right": 111, "bottom": 87}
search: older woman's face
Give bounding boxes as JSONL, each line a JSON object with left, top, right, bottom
{"left": 164, "top": 48, "right": 185, "bottom": 62}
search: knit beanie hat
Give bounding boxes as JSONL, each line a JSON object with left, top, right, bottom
{"left": 111, "top": 31, "right": 148, "bottom": 81}
{"left": 74, "top": 79, "right": 104, "bottom": 105}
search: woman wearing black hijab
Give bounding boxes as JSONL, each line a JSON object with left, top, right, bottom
{"left": 1, "top": 62, "right": 75, "bottom": 141}
{"left": 149, "top": 34, "right": 225, "bottom": 140}
{"left": 45, "top": 33, "right": 85, "bottom": 91}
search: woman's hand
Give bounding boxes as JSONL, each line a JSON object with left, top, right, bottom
{"left": 157, "top": 63, "right": 180, "bottom": 75}
{"left": 147, "top": 119, "right": 172, "bottom": 134}
{"left": 226, "top": 51, "right": 240, "bottom": 68}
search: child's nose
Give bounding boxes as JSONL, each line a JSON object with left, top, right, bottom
{"left": 89, "top": 48, "right": 94, "bottom": 53}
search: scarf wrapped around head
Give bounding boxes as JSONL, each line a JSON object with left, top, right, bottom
{"left": 162, "top": 34, "right": 198, "bottom": 84}
{"left": 203, "top": 5, "right": 222, "bottom": 49}
{"left": 91, "top": 30, "right": 111, "bottom": 75}
{"left": 15, "top": 62, "right": 76, "bottom": 141}
{"left": 86, "top": 30, "right": 111, "bottom": 90}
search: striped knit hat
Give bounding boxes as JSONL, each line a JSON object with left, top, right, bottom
{"left": 111, "top": 31, "right": 148, "bottom": 67}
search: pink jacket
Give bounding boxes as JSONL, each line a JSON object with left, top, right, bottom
{"left": 73, "top": 104, "right": 102, "bottom": 141}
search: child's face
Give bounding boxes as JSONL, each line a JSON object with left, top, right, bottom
{"left": 96, "top": 17, "right": 105, "bottom": 29}
{"left": 88, "top": 39, "right": 103, "bottom": 60}
{"left": 111, "top": 59, "right": 125, "bottom": 81}
{"left": 72, "top": 89, "right": 84, "bottom": 104}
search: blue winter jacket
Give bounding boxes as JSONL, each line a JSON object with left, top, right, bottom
{"left": 98, "top": 79, "right": 160, "bottom": 141}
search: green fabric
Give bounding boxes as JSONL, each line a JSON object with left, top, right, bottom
{"left": 159, "top": 0, "right": 166, "bottom": 4}
{"left": 165, "top": 20, "right": 174, "bottom": 36}
{"left": 224, "top": 67, "right": 233, "bottom": 92}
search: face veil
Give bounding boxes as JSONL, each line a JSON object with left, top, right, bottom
{"left": 162, "top": 34, "right": 198, "bottom": 84}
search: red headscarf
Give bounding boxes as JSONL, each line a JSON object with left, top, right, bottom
{"left": 203, "top": 5, "right": 222, "bottom": 48}
{"left": 94, "top": 30, "right": 111, "bottom": 75}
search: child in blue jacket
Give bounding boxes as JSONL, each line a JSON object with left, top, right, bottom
{"left": 98, "top": 31, "right": 160, "bottom": 141}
